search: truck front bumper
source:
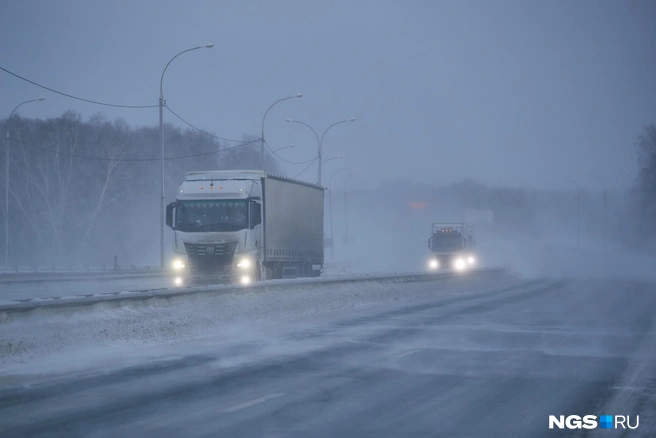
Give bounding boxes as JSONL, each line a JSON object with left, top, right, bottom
{"left": 428, "top": 253, "right": 477, "bottom": 271}
{"left": 172, "top": 272, "right": 231, "bottom": 287}
{"left": 172, "top": 269, "right": 258, "bottom": 287}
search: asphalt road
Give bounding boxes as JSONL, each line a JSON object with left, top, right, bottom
{"left": 1, "top": 277, "right": 655, "bottom": 437}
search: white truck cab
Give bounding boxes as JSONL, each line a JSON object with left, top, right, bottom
{"left": 166, "top": 170, "right": 324, "bottom": 286}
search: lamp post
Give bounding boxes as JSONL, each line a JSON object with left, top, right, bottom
{"left": 159, "top": 43, "right": 214, "bottom": 268}
{"left": 328, "top": 166, "right": 350, "bottom": 258}
{"left": 587, "top": 174, "right": 607, "bottom": 250}
{"left": 5, "top": 97, "right": 45, "bottom": 266}
{"left": 265, "top": 144, "right": 295, "bottom": 172}
{"left": 321, "top": 155, "right": 343, "bottom": 168}
{"left": 286, "top": 118, "right": 355, "bottom": 186}
{"left": 261, "top": 94, "right": 303, "bottom": 170}
{"left": 344, "top": 170, "right": 362, "bottom": 255}
{"left": 564, "top": 178, "right": 581, "bottom": 249}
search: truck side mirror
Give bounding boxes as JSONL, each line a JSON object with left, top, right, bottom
{"left": 166, "top": 202, "right": 176, "bottom": 229}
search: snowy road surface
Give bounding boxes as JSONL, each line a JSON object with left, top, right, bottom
{"left": 1, "top": 274, "right": 655, "bottom": 437}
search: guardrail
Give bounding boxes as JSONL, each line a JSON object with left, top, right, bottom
{"left": 0, "top": 265, "right": 161, "bottom": 274}
{"left": 0, "top": 262, "right": 352, "bottom": 284}
{"left": 0, "top": 266, "right": 167, "bottom": 285}
{"left": 0, "top": 266, "right": 508, "bottom": 313}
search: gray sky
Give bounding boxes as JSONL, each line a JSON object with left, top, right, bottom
{"left": 1, "top": 0, "right": 654, "bottom": 190}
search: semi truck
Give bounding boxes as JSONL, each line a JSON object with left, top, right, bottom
{"left": 165, "top": 170, "right": 324, "bottom": 286}
{"left": 427, "top": 223, "right": 477, "bottom": 271}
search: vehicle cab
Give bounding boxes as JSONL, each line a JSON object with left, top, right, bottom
{"left": 427, "top": 223, "right": 477, "bottom": 271}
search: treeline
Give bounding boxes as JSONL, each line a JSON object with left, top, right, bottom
{"left": 0, "top": 110, "right": 281, "bottom": 266}
{"left": 369, "top": 175, "right": 642, "bottom": 248}
{"left": 368, "top": 125, "right": 656, "bottom": 252}
{"left": 373, "top": 178, "right": 536, "bottom": 234}
{"left": 627, "top": 125, "right": 656, "bottom": 250}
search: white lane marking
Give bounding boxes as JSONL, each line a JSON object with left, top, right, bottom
{"left": 392, "top": 349, "right": 422, "bottom": 358}
{"left": 223, "top": 393, "right": 285, "bottom": 413}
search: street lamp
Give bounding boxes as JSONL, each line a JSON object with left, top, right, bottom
{"left": 159, "top": 43, "right": 213, "bottom": 268}
{"left": 265, "top": 143, "right": 295, "bottom": 171}
{"left": 321, "top": 156, "right": 343, "bottom": 168}
{"left": 344, "top": 170, "right": 362, "bottom": 255}
{"left": 587, "top": 174, "right": 607, "bottom": 250}
{"left": 564, "top": 178, "right": 581, "bottom": 249}
{"left": 327, "top": 166, "right": 351, "bottom": 258}
{"left": 5, "top": 97, "right": 45, "bottom": 266}
{"left": 261, "top": 94, "right": 303, "bottom": 170}
{"left": 286, "top": 118, "right": 355, "bottom": 186}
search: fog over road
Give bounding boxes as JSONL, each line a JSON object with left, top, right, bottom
{"left": 1, "top": 274, "right": 654, "bottom": 437}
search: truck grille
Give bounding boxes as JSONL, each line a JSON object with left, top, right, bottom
{"left": 184, "top": 241, "right": 238, "bottom": 257}
{"left": 184, "top": 241, "right": 239, "bottom": 275}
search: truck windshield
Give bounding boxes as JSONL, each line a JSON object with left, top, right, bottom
{"left": 431, "top": 235, "right": 464, "bottom": 250}
{"left": 176, "top": 200, "right": 248, "bottom": 232}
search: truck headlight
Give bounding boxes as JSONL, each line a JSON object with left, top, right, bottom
{"left": 467, "top": 256, "right": 476, "bottom": 265}
{"left": 240, "top": 275, "right": 251, "bottom": 285}
{"left": 237, "top": 258, "right": 252, "bottom": 269}
{"left": 174, "top": 276, "right": 183, "bottom": 286}
{"left": 172, "top": 258, "right": 185, "bottom": 270}
{"left": 429, "top": 259, "right": 439, "bottom": 269}
{"left": 453, "top": 258, "right": 467, "bottom": 271}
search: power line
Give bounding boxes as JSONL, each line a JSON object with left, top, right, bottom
{"left": 7, "top": 137, "right": 260, "bottom": 162}
{"left": 294, "top": 156, "right": 319, "bottom": 179}
{"left": 164, "top": 105, "right": 248, "bottom": 143}
{"left": 264, "top": 140, "right": 317, "bottom": 165}
{"left": 1, "top": 66, "right": 265, "bottom": 148}
{"left": 0, "top": 66, "right": 158, "bottom": 109}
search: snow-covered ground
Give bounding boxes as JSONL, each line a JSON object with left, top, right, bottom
{"left": 2, "top": 275, "right": 655, "bottom": 437}
{"left": 0, "top": 269, "right": 518, "bottom": 381}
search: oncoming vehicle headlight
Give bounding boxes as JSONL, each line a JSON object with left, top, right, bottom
{"left": 237, "top": 258, "right": 252, "bottom": 269}
{"left": 240, "top": 275, "right": 251, "bottom": 285}
{"left": 172, "top": 258, "right": 185, "bottom": 271}
{"left": 429, "top": 259, "right": 439, "bottom": 270}
{"left": 467, "top": 255, "right": 476, "bottom": 265}
{"left": 174, "top": 276, "right": 183, "bottom": 286}
{"left": 453, "top": 258, "right": 467, "bottom": 271}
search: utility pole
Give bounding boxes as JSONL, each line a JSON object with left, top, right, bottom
{"left": 286, "top": 118, "right": 355, "bottom": 186}
{"left": 343, "top": 171, "right": 362, "bottom": 255}
{"left": 261, "top": 94, "right": 303, "bottom": 170}
{"left": 328, "top": 167, "right": 349, "bottom": 258}
{"left": 5, "top": 97, "right": 45, "bottom": 266}
{"left": 588, "top": 175, "right": 607, "bottom": 250}
{"left": 565, "top": 178, "right": 581, "bottom": 249}
{"left": 159, "top": 43, "right": 214, "bottom": 268}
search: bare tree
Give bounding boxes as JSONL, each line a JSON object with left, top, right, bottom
{"left": 0, "top": 111, "right": 268, "bottom": 265}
